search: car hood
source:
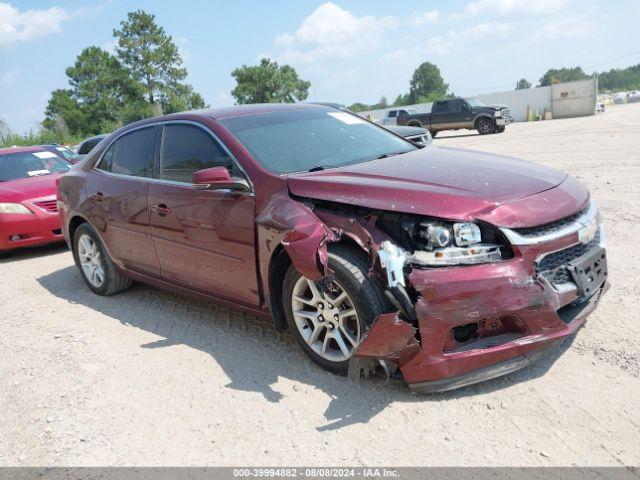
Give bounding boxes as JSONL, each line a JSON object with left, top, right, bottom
{"left": 386, "top": 125, "right": 427, "bottom": 136}
{"left": 286, "top": 146, "right": 568, "bottom": 224}
{"left": 0, "top": 173, "right": 61, "bottom": 203}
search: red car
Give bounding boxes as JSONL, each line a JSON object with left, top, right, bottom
{"left": 0, "top": 146, "right": 71, "bottom": 255}
{"left": 57, "top": 104, "right": 608, "bottom": 392}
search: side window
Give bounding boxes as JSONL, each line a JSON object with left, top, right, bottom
{"left": 433, "top": 102, "right": 447, "bottom": 113}
{"left": 448, "top": 100, "right": 463, "bottom": 113}
{"left": 388, "top": 111, "right": 397, "bottom": 118}
{"left": 98, "top": 144, "right": 114, "bottom": 172}
{"left": 399, "top": 110, "right": 408, "bottom": 115}
{"left": 160, "top": 124, "right": 240, "bottom": 183}
{"left": 99, "top": 127, "right": 155, "bottom": 177}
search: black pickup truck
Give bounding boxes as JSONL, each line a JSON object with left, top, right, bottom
{"left": 395, "top": 98, "right": 512, "bottom": 137}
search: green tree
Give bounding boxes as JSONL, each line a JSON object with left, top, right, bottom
{"left": 516, "top": 78, "right": 532, "bottom": 90}
{"left": 538, "top": 67, "right": 589, "bottom": 86}
{"left": 231, "top": 58, "right": 311, "bottom": 104}
{"left": 43, "top": 89, "right": 87, "bottom": 135}
{"left": 114, "top": 9, "right": 205, "bottom": 113}
{"left": 598, "top": 64, "right": 640, "bottom": 92}
{"left": 409, "top": 62, "right": 448, "bottom": 103}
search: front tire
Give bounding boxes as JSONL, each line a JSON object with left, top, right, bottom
{"left": 72, "top": 223, "right": 132, "bottom": 296}
{"left": 477, "top": 118, "right": 495, "bottom": 135}
{"left": 282, "top": 245, "right": 389, "bottom": 375}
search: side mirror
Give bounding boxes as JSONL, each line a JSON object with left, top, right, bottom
{"left": 192, "top": 166, "right": 250, "bottom": 192}
{"left": 462, "top": 104, "right": 471, "bottom": 112}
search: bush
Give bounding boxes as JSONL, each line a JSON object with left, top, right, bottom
{"left": 0, "top": 118, "right": 84, "bottom": 148}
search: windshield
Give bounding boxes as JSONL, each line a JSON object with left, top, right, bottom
{"left": 219, "top": 107, "right": 416, "bottom": 174}
{"left": 465, "top": 98, "right": 485, "bottom": 107}
{"left": 55, "top": 146, "right": 79, "bottom": 160}
{"left": 0, "top": 151, "right": 71, "bottom": 182}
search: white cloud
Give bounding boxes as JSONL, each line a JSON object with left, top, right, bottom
{"left": 464, "top": 0, "right": 570, "bottom": 16}
{"left": 383, "top": 49, "right": 409, "bottom": 63}
{"left": 426, "top": 22, "right": 513, "bottom": 55}
{"left": 0, "top": 2, "right": 74, "bottom": 47}
{"left": 1, "top": 66, "right": 21, "bottom": 85}
{"left": 274, "top": 2, "right": 398, "bottom": 62}
{"left": 411, "top": 10, "right": 440, "bottom": 26}
{"left": 532, "top": 16, "right": 593, "bottom": 41}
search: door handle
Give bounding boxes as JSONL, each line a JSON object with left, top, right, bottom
{"left": 91, "top": 192, "right": 105, "bottom": 201}
{"left": 152, "top": 204, "right": 171, "bottom": 216}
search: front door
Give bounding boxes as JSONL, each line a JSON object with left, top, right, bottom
{"left": 86, "top": 126, "right": 160, "bottom": 276}
{"left": 148, "top": 122, "right": 259, "bottom": 307}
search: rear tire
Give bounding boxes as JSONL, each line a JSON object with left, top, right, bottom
{"left": 476, "top": 118, "right": 495, "bottom": 135}
{"left": 72, "top": 223, "right": 132, "bottom": 296}
{"left": 282, "top": 245, "right": 389, "bottom": 375}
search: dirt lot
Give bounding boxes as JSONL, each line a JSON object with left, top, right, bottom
{"left": 1, "top": 103, "right": 639, "bottom": 467}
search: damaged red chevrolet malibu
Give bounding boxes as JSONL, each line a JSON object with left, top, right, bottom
{"left": 57, "top": 104, "right": 608, "bottom": 393}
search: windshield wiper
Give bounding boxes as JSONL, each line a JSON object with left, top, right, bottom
{"left": 375, "top": 150, "right": 409, "bottom": 160}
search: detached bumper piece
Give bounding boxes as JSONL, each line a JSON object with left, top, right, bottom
{"left": 408, "top": 351, "right": 546, "bottom": 394}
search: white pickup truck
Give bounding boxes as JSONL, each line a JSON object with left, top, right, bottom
{"left": 377, "top": 108, "right": 421, "bottom": 126}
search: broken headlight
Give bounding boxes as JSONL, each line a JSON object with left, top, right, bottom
{"left": 412, "top": 221, "right": 502, "bottom": 266}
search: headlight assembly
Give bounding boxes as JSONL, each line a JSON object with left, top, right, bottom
{"left": 494, "top": 110, "right": 502, "bottom": 117}
{"left": 412, "top": 220, "right": 504, "bottom": 266}
{"left": 0, "top": 203, "right": 33, "bottom": 214}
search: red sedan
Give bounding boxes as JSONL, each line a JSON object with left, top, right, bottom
{"left": 57, "top": 104, "right": 608, "bottom": 392}
{"left": 0, "top": 146, "right": 71, "bottom": 255}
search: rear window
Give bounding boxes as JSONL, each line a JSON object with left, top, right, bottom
{"left": 0, "top": 151, "right": 71, "bottom": 182}
{"left": 98, "top": 127, "right": 155, "bottom": 177}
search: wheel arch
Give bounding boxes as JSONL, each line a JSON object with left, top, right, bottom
{"left": 267, "top": 235, "right": 368, "bottom": 332}
{"left": 473, "top": 114, "right": 494, "bottom": 128}
{"left": 68, "top": 214, "right": 89, "bottom": 244}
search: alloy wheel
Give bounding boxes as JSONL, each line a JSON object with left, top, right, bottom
{"left": 77, "top": 234, "right": 105, "bottom": 288}
{"left": 291, "top": 276, "right": 361, "bottom": 362}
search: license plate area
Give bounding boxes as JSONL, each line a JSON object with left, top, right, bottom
{"left": 567, "top": 246, "right": 607, "bottom": 299}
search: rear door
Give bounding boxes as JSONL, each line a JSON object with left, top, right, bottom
{"left": 148, "top": 122, "right": 259, "bottom": 306}
{"left": 86, "top": 126, "right": 160, "bottom": 276}
{"left": 430, "top": 101, "right": 451, "bottom": 130}
{"left": 447, "top": 99, "right": 473, "bottom": 128}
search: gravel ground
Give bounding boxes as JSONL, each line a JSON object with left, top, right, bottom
{"left": 1, "top": 103, "right": 639, "bottom": 467}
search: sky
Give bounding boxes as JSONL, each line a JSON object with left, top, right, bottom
{"left": 1, "top": 0, "right": 639, "bottom": 133}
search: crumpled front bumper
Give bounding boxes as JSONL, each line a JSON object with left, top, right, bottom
{"left": 350, "top": 227, "right": 609, "bottom": 393}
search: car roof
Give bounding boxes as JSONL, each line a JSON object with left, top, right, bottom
{"left": 80, "top": 134, "right": 108, "bottom": 143}
{"left": 105, "top": 103, "right": 341, "bottom": 136}
{"left": 189, "top": 102, "right": 325, "bottom": 120}
{"left": 0, "top": 145, "right": 47, "bottom": 155}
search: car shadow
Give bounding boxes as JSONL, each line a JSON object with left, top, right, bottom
{"left": 37, "top": 265, "right": 575, "bottom": 431}
{"left": 0, "top": 242, "right": 68, "bottom": 263}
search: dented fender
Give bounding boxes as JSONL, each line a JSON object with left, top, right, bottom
{"left": 256, "top": 192, "right": 338, "bottom": 281}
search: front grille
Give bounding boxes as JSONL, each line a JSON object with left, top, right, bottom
{"left": 34, "top": 200, "right": 58, "bottom": 213}
{"left": 514, "top": 204, "right": 589, "bottom": 238}
{"left": 537, "top": 231, "right": 600, "bottom": 284}
{"left": 502, "top": 108, "right": 511, "bottom": 116}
